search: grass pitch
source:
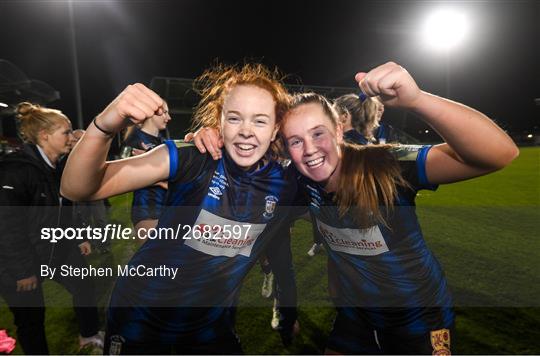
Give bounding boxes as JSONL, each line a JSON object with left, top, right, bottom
{"left": 1, "top": 147, "right": 539, "bottom": 354}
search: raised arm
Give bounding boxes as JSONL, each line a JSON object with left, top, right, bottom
{"left": 355, "top": 62, "right": 519, "bottom": 184}
{"left": 61, "top": 84, "right": 170, "bottom": 201}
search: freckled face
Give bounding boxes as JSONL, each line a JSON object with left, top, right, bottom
{"left": 221, "top": 85, "right": 278, "bottom": 169}
{"left": 282, "top": 103, "right": 343, "bottom": 186}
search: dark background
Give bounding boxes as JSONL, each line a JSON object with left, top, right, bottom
{"left": 1, "top": 0, "right": 538, "bottom": 139}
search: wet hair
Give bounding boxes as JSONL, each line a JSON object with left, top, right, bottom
{"left": 16, "top": 102, "right": 70, "bottom": 144}
{"left": 333, "top": 94, "right": 383, "bottom": 141}
{"left": 284, "top": 92, "right": 405, "bottom": 228}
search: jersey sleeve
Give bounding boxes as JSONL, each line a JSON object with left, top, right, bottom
{"left": 394, "top": 145, "right": 438, "bottom": 192}
{"left": 165, "top": 141, "right": 210, "bottom": 184}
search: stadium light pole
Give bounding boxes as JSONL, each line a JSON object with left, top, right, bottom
{"left": 68, "top": 0, "right": 84, "bottom": 129}
{"left": 421, "top": 8, "right": 469, "bottom": 99}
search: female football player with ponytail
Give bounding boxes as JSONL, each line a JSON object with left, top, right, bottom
{"left": 281, "top": 62, "right": 518, "bottom": 354}
{"left": 194, "top": 61, "right": 518, "bottom": 354}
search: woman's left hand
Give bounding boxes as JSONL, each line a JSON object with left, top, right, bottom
{"left": 355, "top": 62, "right": 422, "bottom": 110}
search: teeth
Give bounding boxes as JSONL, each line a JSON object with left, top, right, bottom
{"left": 237, "top": 144, "right": 255, "bottom": 150}
{"left": 306, "top": 157, "right": 324, "bottom": 167}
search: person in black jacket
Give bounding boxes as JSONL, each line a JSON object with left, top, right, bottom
{"left": 0, "top": 102, "right": 102, "bottom": 354}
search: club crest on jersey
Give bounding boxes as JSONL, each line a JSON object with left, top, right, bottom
{"left": 430, "top": 328, "right": 451, "bottom": 355}
{"left": 108, "top": 335, "right": 125, "bottom": 355}
{"left": 263, "top": 195, "right": 278, "bottom": 219}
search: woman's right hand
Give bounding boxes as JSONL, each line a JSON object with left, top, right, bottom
{"left": 95, "top": 83, "right": 165, "bottom": 134}
{"left": 355, "top": 62, "right": 422, "bottom": 110}
{"left": 62, "top": 84, "right": 170, "bottom": 201}
{"left": 16, "top": 275, "right": 37, "bottom": 292}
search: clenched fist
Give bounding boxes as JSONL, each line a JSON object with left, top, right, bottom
{"left": 95, "top": 83, "right": 165, "bottom": 134}
{"left": 355, "top": 62, "right": 422, "bottom": 110}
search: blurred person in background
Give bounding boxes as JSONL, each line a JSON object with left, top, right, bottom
{"left": 334, "top": 93, "right": 397, "bottom": 145}
{"left": 0, "top": 103, "right": 103, "bottom": 354}
{"left": 69, "top": 129, "right": 111, "bottom": 253}
{"left": 121, "top": 103, "right": 171, "bottom": 243}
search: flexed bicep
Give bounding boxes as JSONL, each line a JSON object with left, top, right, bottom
{"left": 425, "top": 144, "right": 502, "bottom": 185}
{"left": 61, "top": 83, "right": 167, "bottom": 201}
{"left": 88, "top": 144, "right": 170, "bottom": 200}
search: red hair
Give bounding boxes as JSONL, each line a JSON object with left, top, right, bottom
{"left": 191, "top": 62, "right": 290, "bottom": 132}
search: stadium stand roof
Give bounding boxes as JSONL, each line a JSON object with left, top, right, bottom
{"left": 0, "top": 59, "right": 60, "bottom": 112}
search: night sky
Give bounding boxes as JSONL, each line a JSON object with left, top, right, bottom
{"left": 1, "top": 0, "right": 538, "bottom": 136}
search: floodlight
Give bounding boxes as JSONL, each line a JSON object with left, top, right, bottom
{"left": 422, "top": 8, "right": 468, "bottom": 51}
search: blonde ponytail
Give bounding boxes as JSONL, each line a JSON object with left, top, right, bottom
{"left": 16, "top": 102, "right": 69, "bottom": 144}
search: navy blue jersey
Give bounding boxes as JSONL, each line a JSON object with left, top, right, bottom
{"left": 374, "top": 123, "right": 389, "bottom": 143}
{"left": 123, "top": 127, "right": 167, "bottom": 224}
{"left": 343, "top": 129, "right": 369, "bottom": 145}
{"left": 374, "top": 122, "right": 398, "bottom": 144}
{"left": 299, "top": 145, "right": 454, "bottom": 333}
{"left": 344, "top": 125, "right": 399, "bottom": 145}
{"left": 123, "top": 127, "right": 164, "bottom": 151}
{"left": 108, "top": 142, "right": 298, "bottom": 343}
{"left": 311, "top": 127, "right": 368, "bottom": 248}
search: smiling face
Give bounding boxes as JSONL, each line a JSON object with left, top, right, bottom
{"left": 221, "top": 84, "right": 278, "bottom": 169}
{"left": 282, "top": 102, "right": 343, "bottom": 189}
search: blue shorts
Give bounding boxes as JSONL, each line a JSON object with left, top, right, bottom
{"left": 326, "top": 307, "right": 454, "bottom": 354}
{"left": 104, "top": 307, "right": 242, "bottom": 354}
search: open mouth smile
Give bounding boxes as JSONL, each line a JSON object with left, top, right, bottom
{"left": 305, "top": 157, "right": 324, "bottom": 168}
{"left": 234, "top": 143, "right": 257, "bottom": 156}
